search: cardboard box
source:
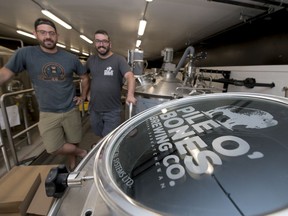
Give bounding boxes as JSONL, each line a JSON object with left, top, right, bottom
{"left": 26, "top": 165, "right": 57, "bottom": 216}
{"left": 0, "top": 166, "right": 41, "bottom": 215}
{"left": 0, "top": 213, "right": 21, "bottom": 216}
{"left": 0, "top": 165, "right": 58, "bottom": 216}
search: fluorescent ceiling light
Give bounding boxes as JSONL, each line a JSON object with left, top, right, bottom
{"left": 41, "top": 10, "right": 72, "bottom": 29}
{"left": 146, "top": 0, "right": 153, "bottom": 2}
{"left": 136, "top": 39, "right": 141, "bottom": 47}
{"left": 138, "top": 19, "right": 147, "bottom": 36}
{"left": 70, "top": 48, "right": 80, "bottom": 53}
{"left": 56, "top": 43, "right": 66, "bottom": 48}
{"left": 16, "top": 30, "right": 36, "bottom": 39}
{"left": 82, "top": 52, "right": 89, "bottom": 56}
{"left": 80, "top": 35, "right": 93, "bottom": 44}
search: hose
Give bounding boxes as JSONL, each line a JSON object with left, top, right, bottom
{"left": 174, "top": 46, "right": 195, "bottom": 75}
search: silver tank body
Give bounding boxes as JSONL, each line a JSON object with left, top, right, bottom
{"left": 124, "top": 70, "right": 202, "bottom": 117}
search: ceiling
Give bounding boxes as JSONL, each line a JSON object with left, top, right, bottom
{"left": 0, "top": 0, "right": 287, "bottom": 61}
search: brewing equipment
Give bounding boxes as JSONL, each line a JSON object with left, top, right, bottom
{"left": 125, "top": 46, "right": 198, "bottom": 116}
{"left": 128, "top": 49, "right": 147, "bottom": 76}
{"left": 48, "top": 92, "right": 288, "bottom": 216}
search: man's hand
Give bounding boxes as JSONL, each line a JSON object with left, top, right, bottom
{"left": 126, "top": 94, "right": 137, "bottom": 106}
{"left": 73, "top": 96, "right": 85, "bottom": 106}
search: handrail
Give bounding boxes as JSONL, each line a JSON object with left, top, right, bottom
{"left": 0, "top": 128, "right": 10, "bottom": 170}
{"left": 0, "top": 88, "right": 35, "bottom": 170}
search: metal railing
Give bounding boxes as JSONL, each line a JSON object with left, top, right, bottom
{"left": 0, "top": 88, "right": 37, "bottom": 170}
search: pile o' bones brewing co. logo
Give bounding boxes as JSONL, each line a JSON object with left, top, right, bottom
{"left": 147, "top": 105, "right": 278, "bottom": 189}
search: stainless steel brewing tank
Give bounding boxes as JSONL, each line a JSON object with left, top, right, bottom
{"left": 49, "top": 92, "right": 288, "bottom": 216}
{"left": 124, "top": 71, "right": 192, "bottom": 116}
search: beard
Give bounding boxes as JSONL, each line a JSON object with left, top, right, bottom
{"left": 39, "top": 39, "right": 57, "bottom": 49}
{"left": 97, "top": 46, "right": 110, "bottom": 57}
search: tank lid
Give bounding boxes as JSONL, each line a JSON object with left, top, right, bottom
{"left": 95, "top": 93, "right": 288, "bottom": 215}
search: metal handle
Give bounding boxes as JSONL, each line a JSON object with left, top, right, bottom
{"left": 128, "top": 103, "right": 133, "bottom": 119}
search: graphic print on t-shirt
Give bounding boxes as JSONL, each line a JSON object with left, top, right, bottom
{"left": 40, "top": 62, "right": 65, "bottom": 81}
{"left": 104, "top": 66, "right": 114, "bottom": 76}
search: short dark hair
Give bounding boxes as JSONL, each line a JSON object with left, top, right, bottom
{"left": 34, "top": 18, "right": 57, "bottom": 31}
{"left": 95, "top": 29, "right": 110, "bottom": 40}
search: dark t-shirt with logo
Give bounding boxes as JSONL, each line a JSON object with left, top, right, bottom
{"left": 5, "top": 46, "right": 86, "bottom": 112}
{"left": 86, "top": 53, "right": 130, "bottom": 111}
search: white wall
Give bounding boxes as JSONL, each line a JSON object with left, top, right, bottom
{"left": 198, "top": 65, "right": 288, "bottom": 98}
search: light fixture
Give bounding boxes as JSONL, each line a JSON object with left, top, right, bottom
{"left": 41, "top": 9, "right": 72, "bottom": 29}
{"left": 16, "top": 30, "right": 36, "bottom": 39}
{"left": 80, "top": 35, "right": 93, "bottom": 44}
{"left": 136, "top": 39, "right": 141, "bottom": 47}
{"left": 56, "top": 43, "right": 66, "bottom": 48}
{"left": 146, "top": 0, "right": 153, "bottom": 2}
{"left": 70, "top": 48, "right": 80, "bottom": 53}
{"left": 138, "top": 19, "right": 147, "bottom": 36}
{"left": 82, "top": 52, "right": 89, "bottom": 56}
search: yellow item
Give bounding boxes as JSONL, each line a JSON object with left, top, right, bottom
{"left": 79, "top": 101, "right": 89, "bottom": 111}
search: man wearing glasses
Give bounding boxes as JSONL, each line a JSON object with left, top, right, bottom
{"left": 0, "top": 18, "right": 89, "bottom": 170}
{"left": 86, "top": 30, "right": 136, "bottom": 140}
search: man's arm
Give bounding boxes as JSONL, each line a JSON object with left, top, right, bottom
{"left": 74, "top": 73, "right": 90, "bottom": 105}
{"left": 79, "top": 73, "right": 90, "bottom": 100}
{"left": 124, "top": 71, "right": 136, "bottom": 105}
{"left": 0, "top": 67, "right": 15, "bottom": 86}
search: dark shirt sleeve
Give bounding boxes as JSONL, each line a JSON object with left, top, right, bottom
{"left": 5, "top": 48, "right": 27, "bottom": 73}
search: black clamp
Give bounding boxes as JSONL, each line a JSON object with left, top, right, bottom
{"left": 45, "top": 164, "right": 69, "bottom": 198}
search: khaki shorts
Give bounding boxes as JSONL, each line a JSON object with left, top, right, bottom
{"left": 38, "top": 108, "right": 82, "bottom": 153}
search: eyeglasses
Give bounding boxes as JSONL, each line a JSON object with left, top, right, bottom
{"left": 37, "top": 30, "right": 57, "bottom": 36}
{"left": 95, "top": 39, "right": 110, "bottom": 45}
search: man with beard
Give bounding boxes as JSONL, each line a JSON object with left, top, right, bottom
{"left": 0, "top": 18, "right": 89, "bottom": 170}
{"left": 86, "top": 29, "right": 136, "bottom": 140}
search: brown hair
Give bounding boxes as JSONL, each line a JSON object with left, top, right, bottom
{"left": 95, "top": 29, "right": 110, "bottom": 40}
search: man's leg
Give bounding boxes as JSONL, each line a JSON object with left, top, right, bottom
{"left": 54, "top": 143, "right": 87, "bottom": 170}
{"left": 62, "top": 109, "right": 87, "bottom": 170}
{"left": 102, "top": 110, "right": 122, "bottom": 137}
{"left": 39, "top": 109, "right": 87, "bottom": 170}
{"left": 89, "top": 110, "right": 105, "bottom": 149}
{"left": 89, "top": 109, "right": 104, "bottom": 137}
